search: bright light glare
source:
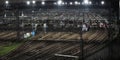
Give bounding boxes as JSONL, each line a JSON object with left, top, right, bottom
{"left": 27, "top": 1, "right": 30, "bottom": 5}
{"left": 75, "top": 1, "right": 80, "bottom": 5}
{"left": 32, "top": 1, "right": 36, "bottom": 4}
{"left": 57, "top": 0, "right": 62, "bottom": 5}
{"left": 83, "top": 0, "right": 92, "bottom": 5}
{"left": 5, "top": 1, "right": 9, "bottom": 4}
{"left": 75, "top": 1, "right": 78, "bottom": 5}
{"left": 41, "top": 1, "right": 45, "bottom": 5}
{"left": 101, "top": 1, "right": 104, "bottom": 5}
{"left": 84, "top": 0, "right": 89, "bottom": 4}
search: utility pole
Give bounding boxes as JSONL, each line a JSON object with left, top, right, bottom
{"left": 15, "top": 10, "right": 21, "bottom": 41}
{"left": 79, "top": 27, "right": 84, "bottom": 60}
{"left": 79, "top": 8, "right": 85, "bottom": 60}
{"left": 108, "top": 1, "right": 113, "bottom": 60}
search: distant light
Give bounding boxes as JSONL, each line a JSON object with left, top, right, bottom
{"left": 84, "top": 0, "right": 89, "bottom": 5}
{"left": 75, "top": 1, "right": 80, "bottom": 5}
{"left": 83, "top": 0, "right": 92, "bottom": 5}
{"left": 5, "top": 1, "right": 9, "bottom": 4}
{"left": 101, "top": 1, "right": 105, "bottom": 5}
{"left": 70, "top": 2, "right": 73, "bottom": 5}
{"left": 57, "top": 0, "right": 62, "bottom": 5}
{"left": 41, "top": 1, "right": 45, "bottom": 5}
{"left": 89, "top": 1, "right": 92, "bottom": 5}
{"left": 32, "top": 10, "right": 34, "bottom": 13}
{"left": 4, "top": 14, "right": 6, "bottom": 18}
{"left": 75, "top": 1, "right": 78, "bottom": 5}
{"left": 32, "top": 1, "right": 36, "bottom": 4}
{"left": 26, "top": 1, "right": 30, "bottom": 5}
{"left": 21, "top": 12, "right": 24, "bottom": 17}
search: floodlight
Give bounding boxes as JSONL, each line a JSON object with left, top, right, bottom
{"left": 41, "top": 1, "right": 45, "bottom": 5}
{"left": 75, "top": 1, "right": 78, "bottom": 5}
{"left": 57, "top": 0, "right": 62, "bottom": 5}
{"left": 5, "top": 1, "right": 9, "bottom": 4}
{"left": 84, "top": 0, "right": 89, "bottom": 5}
{"left": 101, "top": 1, "right": 105, "bottom": 5}
{"left": 32, "top": 1, "right": 36, "bottom": 4}
{"left": 26, "top": 1, "right": 30, "bottom": 5}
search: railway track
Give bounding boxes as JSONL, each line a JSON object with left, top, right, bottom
{"left": 0, "top": 29, "right": 111, "bottom": 60}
